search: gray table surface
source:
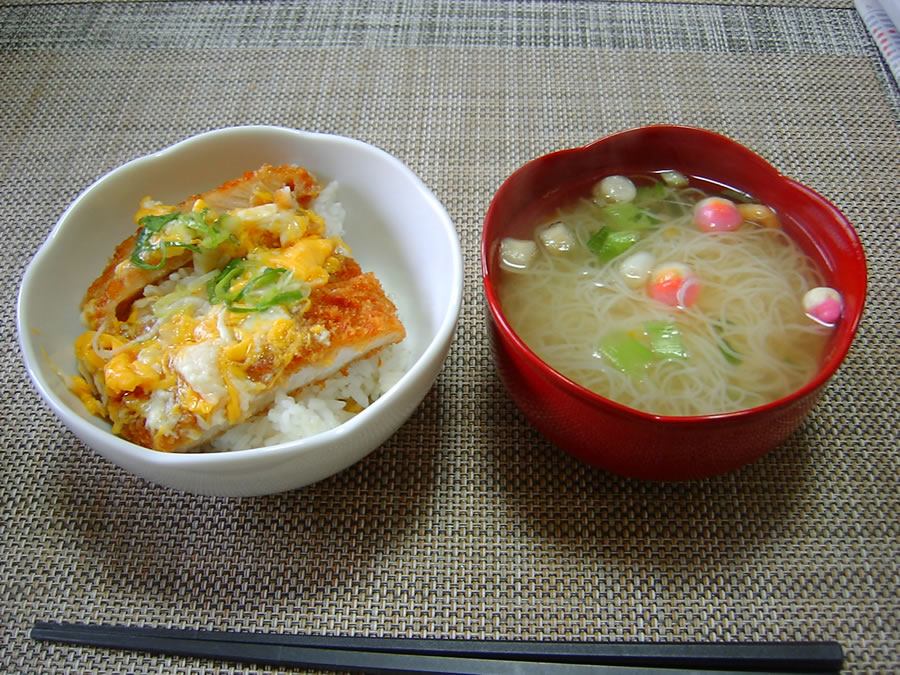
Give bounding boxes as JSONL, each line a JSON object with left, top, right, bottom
{"left": 2, "top": 1, "right": 898, "bottom": 673}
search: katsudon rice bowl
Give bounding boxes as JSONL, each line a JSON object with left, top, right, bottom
{"left": 18, "top": 126, "right": 463, "bottom": 496}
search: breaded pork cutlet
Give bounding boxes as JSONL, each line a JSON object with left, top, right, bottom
{"left": 81, "top": 165, "right": 320, "bottom": 331}
{"left": 73, "top": 166, "right": 405, "bottom": 452}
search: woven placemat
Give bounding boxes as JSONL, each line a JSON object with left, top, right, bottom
{"left": 0, "top": 0, "right": 861, "bottom": 8}
{"left": 2, "top": 1, "right": 897, "bottom": 673}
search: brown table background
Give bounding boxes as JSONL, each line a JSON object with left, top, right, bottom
{"left": 2, "top": 0, "right": 898, "bottom": 672}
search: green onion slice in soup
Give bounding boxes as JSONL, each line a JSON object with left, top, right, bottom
{"left": 587, "top": 228, "right": 642, "bottom": 262}
{"left": 598, "top": 321, "right": 689, "bottom": 378}
{"left": 634, "top": 180, "right": 666, "bottom": 204}
{"left": 714, "top": 321, "right": 743, "bottom": 365}
{"left": 644, "top": 321, "right": 689, "bottom": 360}
{"left": 597, "top": 333, "right": 656, "bottom": 377}
{"left": 597, "top": 202, "right": 660, "bottom": 231}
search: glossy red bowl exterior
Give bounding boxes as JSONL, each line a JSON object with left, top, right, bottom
{"left": 482, "top": 125, "right": 867, "bottom": 480}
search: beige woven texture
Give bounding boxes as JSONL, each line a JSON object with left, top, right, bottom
{"left": 2, "top": 1, "right": 898, "bottom": 673}
{"left": 0, "top": 0, "right": 861, "bottom": 7}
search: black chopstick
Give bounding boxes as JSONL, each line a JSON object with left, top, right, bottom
{"left": 31, "top": 621, "right": 843, "bottom": 674}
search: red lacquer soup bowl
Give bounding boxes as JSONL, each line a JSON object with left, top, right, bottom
{"left": 481, "top": 125, "right": 866, "bottom": 480}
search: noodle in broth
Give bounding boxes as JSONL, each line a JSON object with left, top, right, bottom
{"left": 498, "top": 173, "right": 832, "bottom": 416}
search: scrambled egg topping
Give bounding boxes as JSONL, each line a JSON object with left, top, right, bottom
{"left": 73, "top": 186, "right": 345, "bottom": 449}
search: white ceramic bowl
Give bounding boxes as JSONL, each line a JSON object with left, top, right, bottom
{"left": 18, "top": 126, "right": 462, "bottom": 496}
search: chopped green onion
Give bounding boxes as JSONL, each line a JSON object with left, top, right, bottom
{"left": 208, "top": 257, "right": 246, "bottom": 304}
{"left": 131, "top": 213, "right": 180, "bottom": 269}
{"left": 717, "top": 337, "right": 742, "bottom": 364}
{"left": 586, "top": 227, "right": 610, "bottom": 256}
{"left": 714, "top": 322, "right": 742, "bottom": 365}
{"left": 594, "top": 230, "right": 641, "bottom": 261}
{"left": 644, "top": 320, "right": 688, "bottom": 359}
{"left": 184, "top": 211, "right": 233, "bottom": 250}
{"left": 151, "top": 286, "right": 192, "bottom": 318}
{"left": 231, "top": 288, "right": 307, "bottom": 313}
{"left": 587, "top": 227, "right": 640, "bottom": 261}
{"left": 597, "top": 332, "right": 655, "bottom": 377}
{"left": 598, "top": 202, "right": 660, "bottom": 230}
{"left": 229, "top": 267, "right": 292, "bottom": 313}
{"left": 598, "top": 321, "right": 693, "bottom": 379}
{"left": 131, "top": 210, "right": 232, "bottom": 270}
{"left": 208, "top": 258, "right": 308, "bottom": 313}
{"left": 138, "top": 213, "right": 180, "bottom": 233}
{"left": 634, "top": 180, "right": 666, "bottom": 204}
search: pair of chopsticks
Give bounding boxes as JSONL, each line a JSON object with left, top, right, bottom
{"left": 31, "top": 621, "right": 844, "bottom": 674}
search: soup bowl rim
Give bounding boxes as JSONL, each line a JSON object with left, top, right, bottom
{"left": 481, "top": 124, "right": 867, "bottom": 426}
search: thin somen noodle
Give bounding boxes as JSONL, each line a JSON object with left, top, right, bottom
{"left": 498, "top": 173, "right": 832, "bottom": 416}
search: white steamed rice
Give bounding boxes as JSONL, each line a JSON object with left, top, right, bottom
{"left": 208, "top": 180, "right": 409, "bottom": 452}
{"left": 209, "top": 343, "right": 408, "bottom": 451}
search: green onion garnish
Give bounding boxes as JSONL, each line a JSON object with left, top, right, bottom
{"left": 645, "top": 320, "right": 688, "bottom": 359}
{"left": 598, "top": 321, "right": 690, "bottom": 378}
{"left": 634, "top": 180, "right": 666, "bottom": 204}
{"left": 596, "top": 332, "right": 656, "bottom": 377}
{"left": 586, "top": 227, "right": 610, "bottom": 256}
{"left": 587, "top": 227, "right": 641, "bottom": 261}
{"left": 714, "top": 321, "right": 742, "bottom": 365}
{"left": 598, "top": 202, "right": 660, "bottom": 231}
{"left": 208, "top": 258, "right": 308, "bottom": 313}
{"left": 130, "top": 210, "right": 232, "bottom": 270}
